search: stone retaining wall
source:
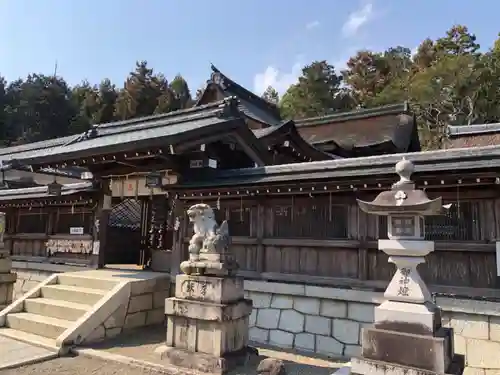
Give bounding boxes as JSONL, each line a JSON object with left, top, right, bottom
{"left": 83, "top": 276, "right": 169, "bottom": 343}
{"left": 244, "top": 280, "right": 500, "bottom": 374}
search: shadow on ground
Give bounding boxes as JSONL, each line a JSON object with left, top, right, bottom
{"left": 85, "top": 325, "right": 347, "bottom": 375}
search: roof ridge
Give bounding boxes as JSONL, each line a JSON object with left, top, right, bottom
{"left": 210, "top": 65, "right": 281, "bottom": 118}
{"left": 97, "top": 99, "right": 231, "bottom": 130}
{"left": 64, "top": 97, "right": 241, "bottom": 146}
{"left": 295, "top": 102, "right": 410, "bottom": 127}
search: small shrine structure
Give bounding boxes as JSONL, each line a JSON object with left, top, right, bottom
{"left": 354, "top": 158, "right": 464, "bottom": 375}
{"left": 155, "top": 203, "right": 254, "bottom": 374}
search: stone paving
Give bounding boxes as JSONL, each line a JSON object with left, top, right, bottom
{"left": 83, "top": 325, "right": 349, "bottom": 375}
{"left": 0, "top": 336, "right": 57, "bottom": 371}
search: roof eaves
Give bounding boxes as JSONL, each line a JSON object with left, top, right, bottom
{"left": 210, "top": 143, "right": 500, "bottom": 180}
{"left": 0, "top": 181, "right": 95, "bottom": 201}
{"left": 447, "top": 123, "right": 500, "bottom": 137}
{"left": 295, "top": 102, "right": 410, "bottom": 127}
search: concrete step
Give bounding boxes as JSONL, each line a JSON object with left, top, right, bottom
{"left": 0, "top": 327, "right": 61, "bottom": 353}
{"left": 6, "top": 312, "right": 72, "bottom": 339}
{"left": 24, "top": 298, "right": 91, "bottom": 321}
{"left": 57, "top": 274, "right": 119, "bottom": 291}
{"left": 40, "top": 284, "right": 107, "bottom": 305}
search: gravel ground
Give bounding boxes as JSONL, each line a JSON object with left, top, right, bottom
{"left": 0, "top": 326, "right": 347, "bottom": 375}
{"left": 0, "top": 355, "right": 165, "bottom": 375}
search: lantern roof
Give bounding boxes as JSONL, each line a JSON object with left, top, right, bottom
{"left": 357, "top": 158, "right": 445, "bottom": 216}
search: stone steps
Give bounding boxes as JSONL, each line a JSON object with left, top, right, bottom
{"left": 40, "top": 284, "right": 107, "bottom": 305}
{"left": 6, "top": 312, "right": 73, "bottom": 339}
{"left": 0, "top": 268, "right": 170, "bottom": 354}
{"left": 0, "top": 271, "right": 115, "bottom": 351}
{"left": 0, "top": 327, "right": 61, "bottom": 353}
{"left": 56, "top": 274, "right": 120, "bottom": 291}
{"left": 24, "top": 298, "right": 91, "bottom": 321}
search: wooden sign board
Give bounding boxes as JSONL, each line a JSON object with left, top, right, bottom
{"left": 110, "top": 174, "right": 179, "bottom": 197}
{"left": 70, "top": 227, "right": 84, "bottom": 235}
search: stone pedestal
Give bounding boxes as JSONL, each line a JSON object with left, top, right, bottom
{"left": 155, "top": 274, "right": 253, "bottom": 374}
{"left": 351, "top": 239, "right": 463, "bottom": 375}
{"left": 0, "top": 251, "right": 16, "bottom": 311}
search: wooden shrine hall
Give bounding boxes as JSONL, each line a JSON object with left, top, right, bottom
{"left": 3, "top": 65, "right": 499, "bottom": 299}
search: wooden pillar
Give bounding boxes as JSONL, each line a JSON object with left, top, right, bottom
{"left": 255, "top": 198, "right": 265, "bottom": 273}
{"left": 169, "top": 198, "right": 185, "bottom": 277}
{"left": 94, "top": 185, "right": 112, "bottom": 269}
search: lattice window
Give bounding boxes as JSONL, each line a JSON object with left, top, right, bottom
{"left": 55, "top": 207, "right": 93, "bottom": 234}
{"left": 272, "top": 198, "right": 348, "bottom": 238}
{"left": 18, "top": 211, "right": 48, "bottom": 233}
{"left": 378, "top": 201, "right": 480, "bottom": 241}
{"left": 227, "top": 207, "right": 252, "bottom": 237}
{"left": 109, "top": 199, "right": 142, "bottom": 230}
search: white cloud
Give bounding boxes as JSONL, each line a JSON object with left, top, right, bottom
{"left": 305, "top": 20, "right": 320, "bottom": 30}
{"left": 411, "top": 45, "right": 419, "bottom": 57}
{"left": 253, "top": 60, "right": 303, "bottom": 95}
{"left": 342, "top": 2, "right": 374, "bottom": 37}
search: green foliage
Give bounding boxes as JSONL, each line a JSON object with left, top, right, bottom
{"left": 261, "top": 86, "right": 279, "bottom": 104}
{"left": 280, "top": 61, "right": 352, "bottom": 119}
{"left": 0, "top": 61, "right": 193, "bottom": 146}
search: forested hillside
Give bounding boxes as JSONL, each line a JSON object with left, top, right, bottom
{"left": 1, "top": 25, "right": 499, "bottom": 150}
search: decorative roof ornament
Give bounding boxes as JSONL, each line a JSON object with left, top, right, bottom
{"left": 394, "top": 190, "right": 407, "bottom": 206}
{"left": 211, "top": 72, "right": 227, "bottom": 90}
{"left": 394, "top": 157, "right": 414, "bottom": 187}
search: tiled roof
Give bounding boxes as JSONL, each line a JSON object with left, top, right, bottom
{"left": 175, "top": 144, "right": 500, "bottom": 188}
{"left": 10, "top": 98, "right": 247, "bottom": 166}
{"left": 0, "top": 181, "right": 94, "bottom": 201}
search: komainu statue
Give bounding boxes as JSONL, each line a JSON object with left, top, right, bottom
{"left": 180, "top": 203, "right": 238, "bottom": 276}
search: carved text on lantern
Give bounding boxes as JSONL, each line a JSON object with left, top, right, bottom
{"left": 397, "top": 267, "right": 411, "bottom": 297}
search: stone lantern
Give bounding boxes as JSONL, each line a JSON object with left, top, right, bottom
{"left": 351, "top": 158, "right": 463, "bottom": 375}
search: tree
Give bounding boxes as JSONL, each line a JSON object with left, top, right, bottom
{"left": 3, "top": 74, "right": 76, "bottom": 143}
{"left": 280, "top": 61, "right": 350, "bottom": 119}
{"left": 434, "top": 25, "right": 480, "bottom": 56}
{"left": 342, "top": 51, "right": 390, "bottom": 106}
{"left": 261, "top": 86, "right": 279, "bottom": 104}
{"left": 169, "top": 74, "right": 192, "bottom": 109}
{"left": 115, "top": 61, "right": 164, "bottom": 120}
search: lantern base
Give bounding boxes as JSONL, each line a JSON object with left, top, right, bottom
{"left": 374, "top": 300, "right": 441, "bottom": 336}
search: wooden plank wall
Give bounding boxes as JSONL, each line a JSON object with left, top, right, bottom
{"left": 4, "top": 206, "right": 96, "bottom": 265}
{"left": 178, "top": 190, "right": 500, "bottom": 295}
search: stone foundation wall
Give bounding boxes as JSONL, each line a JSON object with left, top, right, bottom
{"left": 244, "top": 281, "right": 376, "bottom": 358}
{"left": 440, "top": 300, "right": 500, "bottom": 375}
{"left": 0, "top": 273, "right": 15, "bottom": 310}
{"left": 83, "top": 276, "right": 169, "bottom": 344}
{"left": 244, "top": 280, "right": 500, "bottom": 374}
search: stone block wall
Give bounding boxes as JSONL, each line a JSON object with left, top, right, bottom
{"left": 439, "top": 299, "right": 500, "bottom": 375}
{"left": 0, "top": 274, "right": 15, "bottom": 310}
{"left": 245, "top": 281, "right": 375, "bottom": 358}
{"left": 83, "top": 275, "right": 170, "bottom": 344}
{"left": 244, "top": 280, "right": 500, "bottom": 374}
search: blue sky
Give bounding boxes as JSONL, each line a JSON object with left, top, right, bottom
{"left": 1, "top": 0, "right": 499, "bottom": 95}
